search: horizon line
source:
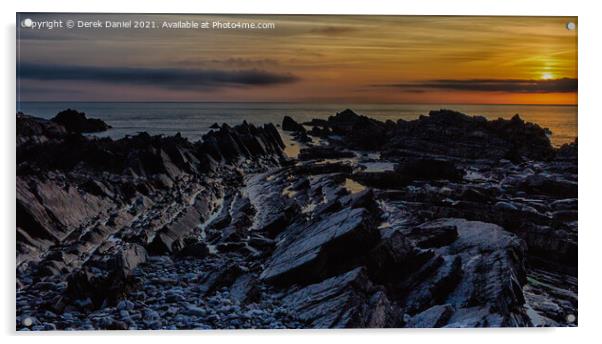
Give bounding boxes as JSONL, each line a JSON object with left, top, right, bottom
{"left": 16, "top": 100, "right": 578, "bottom": 107}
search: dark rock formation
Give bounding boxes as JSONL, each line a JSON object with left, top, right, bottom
{"left": 323, "top": 109, "right": 389, "bottom": 150}
{"left": 308, "top": 108, "right": 555, "bottom": 161}
{"left": 16, "top": 108, "right": 577, "bottom": 330}
{"left": 51, "top": 109, "right": 111, "bottom": 133}
{"left": 260, "top": 207, "right": 380, "bottom": 285}
{"left": 282, "top": 116, "right": 306, "bottom": 132}
{"left": 16, "top": 112, "right": 286, "bottom": 307}
{"left": 282, "top": 267, "right": 400, "bottom": 328}
{"left": 66, "top": 243, "right": 147, "bottom": 306}
{"left": 399, "top": 219, "right": 529, "bottom": 327}
{"left": 17, "top": 113, "right": 67, "bottom": 146}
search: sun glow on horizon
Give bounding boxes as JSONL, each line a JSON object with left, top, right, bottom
{"left": 16, "top": 15, "right": 578, "bottom": 105}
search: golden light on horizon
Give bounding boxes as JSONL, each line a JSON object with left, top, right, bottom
{"left": 16, "top": 15, "right": 578, "bottom": 104}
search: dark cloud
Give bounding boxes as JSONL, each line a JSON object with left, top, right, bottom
{"left": 17, "top": 63, "right": 299, "bottom": 90}
{"left": 213, "top": 58, "right": 281, "bottom": 67}
{"left": 378, "top": 78, "right": 577, "bottom": 93}
{"left": 310, "top": 26, "right": 358, "bottom": 35}
{"left": 172, "top": 57, "right": 281, "bottom": 68}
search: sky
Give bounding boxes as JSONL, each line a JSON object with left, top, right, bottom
{"left": 16, "top": 14, "right": 578, "bottom": 104}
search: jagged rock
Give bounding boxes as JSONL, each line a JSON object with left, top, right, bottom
{"left": 66, "top": 244, "right": 147, "bottom": 306}
{"left": 405, "top": 225, "right": 459, "bottom": 249}
{"left": 282, "top": 116, "right": 306, "bottom": 132}
{"left": 17, "top": 113, "right": 67, "bottom": 146}
{"left": 282, "top": 267, "right": 400, "bottom": 328}
{"left": 325, "top": 109, "right": 389, "bottom": 150}
{"left": 399, "top": 218, "right": 531, "bottom": 327}
{"left": 390, "top": 111, "right": 554, "bottom": 160}
{"left": 51, "top": 109, "right": 111, "bottom": 133}
{"left": 201, "top": 122, "right": 284, "bottom": 162}
{"left": 260, "top": 207, "right": 380, "bottom": 285}
{"left": 556, "top": 139, "right": 577, "bottom": 161}
{"left": 340, "top": 188, "right": 381, "bottom": 219}
{"left": 16, "top": 113, "right": 285, "bottom": 273}
{"left": 229, "top": 274, "right": 261, "bottom": 304}
{"left": 315, "top": 109, "right": 554, "bottom": 160}
{"left": 366, "top": 231, "right": 432, "bottom": 285}
{"left": 15, "top": 108, "right": 577, "bottom": 329}
{"left": 146, "top": 191, "right": 215, "bottom": 255}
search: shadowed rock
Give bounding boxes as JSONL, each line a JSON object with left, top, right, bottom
{"left": 66, "top": 243, "right": 147, "bottom": 306}
{"left": 282, "top": 267, "right": 401, "bottom": 328}
{"left": 260, "top": 207, "right": 380, "bottom": 285}
{"left": 15, "top": 108, "right": 577, "bottom": 329}
{"left": 282, "top": 116, "right": 306, "bottom": 132}
{"left": 398, "top": 218, "right": 531, "bottom": 327}
{"left": 51, "top": 109, "right": 111, "bottom": 133}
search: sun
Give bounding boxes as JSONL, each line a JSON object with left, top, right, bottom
{"left": 542, "top": 72, "right": 554, "bottom": 80}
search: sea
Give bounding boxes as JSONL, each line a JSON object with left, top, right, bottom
{"left": 17, "top": 102, "right": 578, "bottom": 147}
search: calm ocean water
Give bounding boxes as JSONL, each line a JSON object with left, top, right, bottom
{"left": 17, "top": 102, "right": 577, "bottom": 147}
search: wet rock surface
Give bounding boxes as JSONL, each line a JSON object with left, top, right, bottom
{"left": 16, "top": 108, "right": 577, "bottom": 330}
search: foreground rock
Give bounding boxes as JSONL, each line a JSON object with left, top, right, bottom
{"left": 400, "top": 219, "right": 529, "bottom": 327}
{"left": 16, "top": 112, "right": 286, "bottom": 323}
{"left": 282, "top": 267, "right": 400, "bottom": 328}
{"left": 16, "top": 108, "right": 577, "bottom": 329}
{"left": 260, "top": 207, "right": 379, "bottom": 285}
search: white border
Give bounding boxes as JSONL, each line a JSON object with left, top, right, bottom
{"left": 2, "top": 1, "right": 601, "bottom": 343}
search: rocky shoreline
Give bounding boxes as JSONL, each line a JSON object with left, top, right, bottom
{"left": 16, "top": 108, "right": 577, "bottom": 330}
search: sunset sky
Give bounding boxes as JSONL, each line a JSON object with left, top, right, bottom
{"left": 17, "top": 14, "right": 578, "bottom": 104}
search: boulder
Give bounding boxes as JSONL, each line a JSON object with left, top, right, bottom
{"left": 399, "top": 218, "right": 531, "bottom": 327}
{"left": 260, "top": 207, "right": 380, "bottom": 285}
{"left": 366, "top": 231, "right": 432, "bottom": 284}
{"left": 282, "top": 267, "right": 401, "bottom": 328}
{"left": 519, "top": 174, "right": 577, "bottom": 198}
{"left": 51, "top": 109, "right": 111, "bottom": 133}
{"left": 282, "top": 116, "right": 306, "bottom": 132}
{"left": 66, "top": 244, "right": 147, "bottom": 306}
{"left": 16, "top": 113, "right": 67, "bottom": 146}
